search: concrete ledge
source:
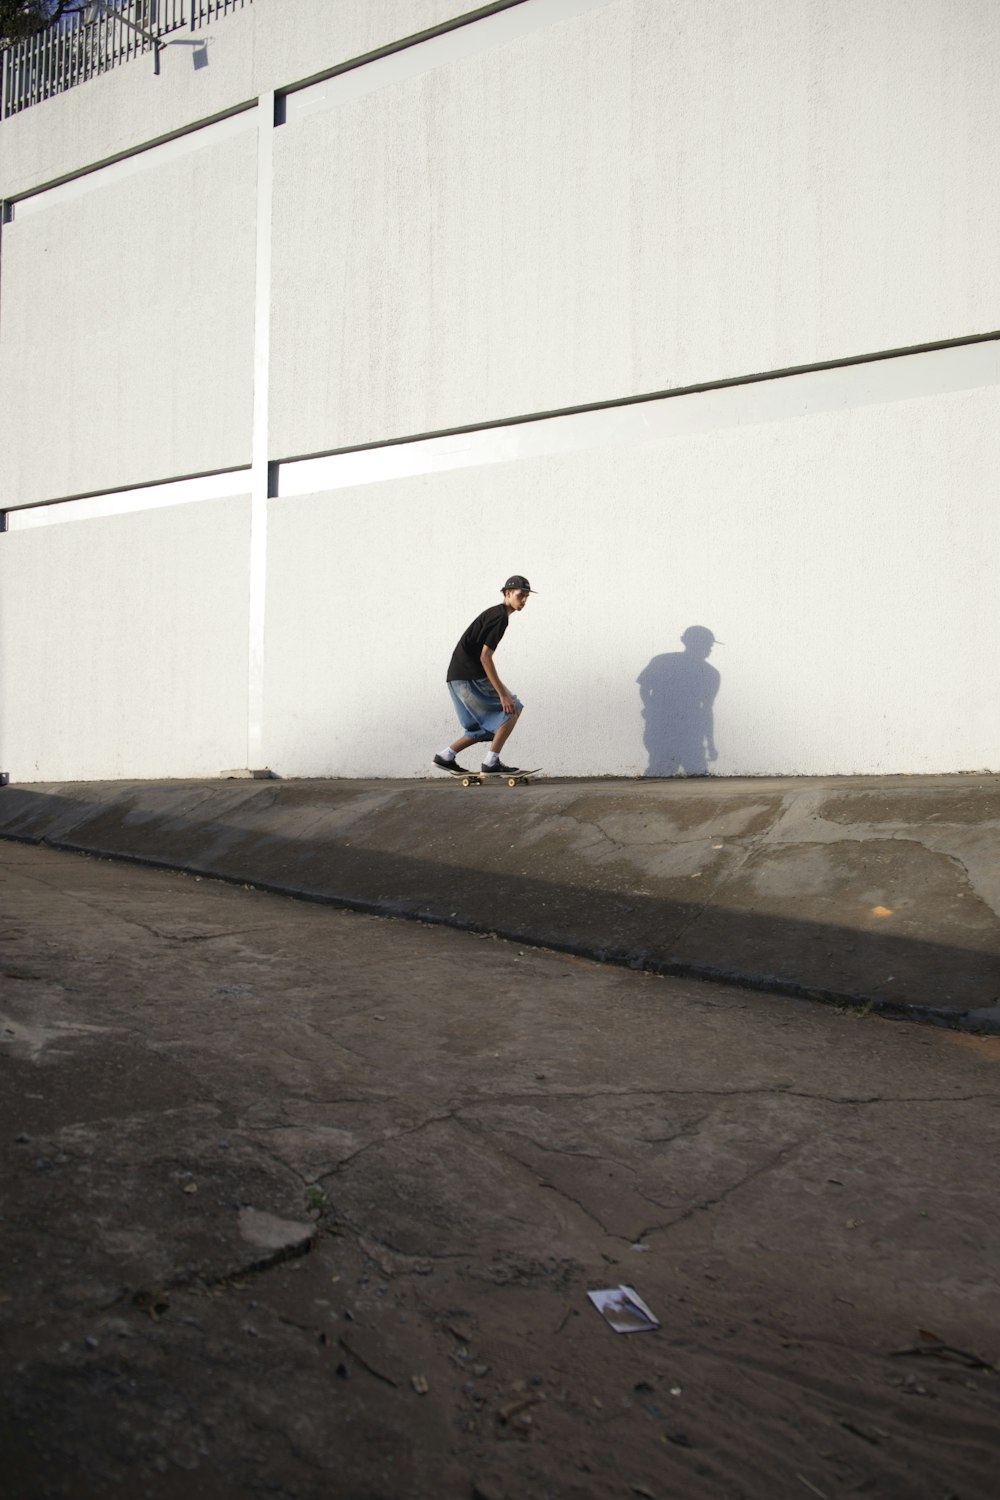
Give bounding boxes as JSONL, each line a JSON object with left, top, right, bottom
{"left": 2, "top": 775, "right": 999, "bottom": 1031}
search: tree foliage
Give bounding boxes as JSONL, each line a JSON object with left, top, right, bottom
{"left": 1, "top": 2, "right": 86, "bottom": 47}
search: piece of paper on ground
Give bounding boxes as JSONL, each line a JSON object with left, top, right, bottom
{"left": 587, "top": 1285, "right": 660, "bottom": 1333}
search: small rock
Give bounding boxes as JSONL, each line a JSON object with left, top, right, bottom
{"left": 238, "top": 1206, "right": 315, "bottom": 1256}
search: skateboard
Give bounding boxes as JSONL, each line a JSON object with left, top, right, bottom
{"left": 445, "top": 766, "right": 542, "bottom": 787}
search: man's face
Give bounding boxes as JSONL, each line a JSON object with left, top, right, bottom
{"left": 504, "top": 589, "right": 530, "bottom": 611}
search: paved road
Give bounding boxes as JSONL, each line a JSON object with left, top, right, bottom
{"left": 1, "top": 840, "right": 998, "bottom": 1499}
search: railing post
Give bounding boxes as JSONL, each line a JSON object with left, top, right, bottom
{"left": 0, "top": 0, "right": 252, "bottom": 113}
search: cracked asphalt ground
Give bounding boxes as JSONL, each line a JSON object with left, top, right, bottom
{"left": 1, "top": 840, "right": 998, "bottom": 1500}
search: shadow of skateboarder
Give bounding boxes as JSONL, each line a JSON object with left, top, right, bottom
{"left": 637, "top": 625, "right": 721, "bottom": 776}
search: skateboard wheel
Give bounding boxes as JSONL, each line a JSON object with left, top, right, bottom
{"left": 462, "top": 777, "right": 472, "bottom": 787}
{"left": 507, "top": 777, "right": 517, "bottom": 787}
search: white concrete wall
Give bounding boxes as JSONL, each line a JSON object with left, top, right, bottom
{"left": 1, "top": 0, "right": 998, "bottom": 782}
{"left": 0, "top": 125, "right": 257, "bottom": 504}
{"left": 270, "top": 0, "right": 1000, "bottom": 453}
{"left": 0, "top": 497, "right": 251, "bottom": 780}
{"left": 263, "top": 378, "right": 1000, "bottom": 778}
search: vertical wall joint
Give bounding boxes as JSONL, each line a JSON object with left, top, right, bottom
{"left": 247, "top": 90, "right": 275, "bottom": 769}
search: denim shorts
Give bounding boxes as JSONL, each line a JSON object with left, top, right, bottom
{"left": 448, "top": 678, "right": 523, "bottom": 741}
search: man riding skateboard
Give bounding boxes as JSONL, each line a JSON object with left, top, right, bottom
{"left": 433, "top": 575, "right": 536, "bottom": 778}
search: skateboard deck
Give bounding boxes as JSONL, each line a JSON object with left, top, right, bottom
{"left": 444, "top": 766, "right": 542, "bottom": 787}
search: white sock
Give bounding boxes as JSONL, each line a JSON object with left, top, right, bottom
{"left": 439, "top": 747, "right": 456, "bottom": 762}
{"left": 483, "top": 751, "right": 499, "bottom": 767}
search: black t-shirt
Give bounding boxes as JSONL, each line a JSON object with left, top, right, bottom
{"left": 447, "top": 604, "right": 508, "bottom": 681}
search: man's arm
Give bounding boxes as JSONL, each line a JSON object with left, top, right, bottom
{"left": 480, "top": 645, "right": 515, "bottom": 716}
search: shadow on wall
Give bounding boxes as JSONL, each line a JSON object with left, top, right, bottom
{"left": 637, "top": 626, "right": 721, "bottom": 776}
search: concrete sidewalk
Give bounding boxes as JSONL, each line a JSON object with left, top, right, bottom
{"left": 1, "top": 773, "right": 999, "bottom": 1031}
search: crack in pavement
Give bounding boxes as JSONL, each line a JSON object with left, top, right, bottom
{"left": 638, "top": 1111, "right": 713, "bottom": 1145}
{"left": 246, "top": 1137, "right": 313, "bottom": 1189}
{"left": 180, "top": 1232, "right": 317, "bottom": 1291}
{"left": 328, "top": 1208, "right": 468, "bottom": 1266}
{"left": 451, "top": 1117, "right": 628, "bottom": 1241}
{"left": 450, "top": 1084, "right": 996, "bottom": 1106}
{"left": 636, "top": 1133, "right": 817, "bottom": 1241}
{"left": 104, "top": 917, "right": 262, "bottom": 943}
{"left": 558, "top": 806, "right": 755, "bottom": 856}
{"left": 452, "top": 1116, "right": 809, "bottom": 1242}
{"left": 241, "top": 1086, "right": 998, "bottom": 1191}
{"left": 314, "top": 1109, "right": 460, "bottom": 1175}
{"left": 918, "top": 839, "right": 1000, "bottom": 919}
{"left": 462, "top": 1127, "right": 643, "bottom": 1173}
{"left": 536, "top": 1177, "right": 619, "bottom": 1239}
{"left": 0, "top": 863, "right": 265, "bottom": 945}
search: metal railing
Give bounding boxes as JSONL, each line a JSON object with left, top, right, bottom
{"left": 1, "top": 1, "right": 253, "bottom": 120}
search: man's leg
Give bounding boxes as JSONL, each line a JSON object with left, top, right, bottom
{"left": 488, "top": 707, "right": 521, "bottom": 755}
{"left": 448, "top": 734, "right": 480, "bottom": 753}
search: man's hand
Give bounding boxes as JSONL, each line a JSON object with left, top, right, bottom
{"left": 481, "top": 645, "right": 516, "bottom": 716}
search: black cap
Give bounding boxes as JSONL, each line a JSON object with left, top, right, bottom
{"left": 502, "top": 575, "right": 537, "bottom": 593}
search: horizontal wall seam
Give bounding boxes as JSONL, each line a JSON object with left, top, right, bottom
{"left": 4, "top": 101, "right": 259, "bottom": 208}
{"left": 4, "top": 464, "right": 253, "bottom": 518}
{"left": 276, "top": 329, "right": 1000, "bottom": 469}
{"left": 5, "top": 330, "right": 997, "bottom": 524}
{"left": 280, "top": 0, "right": 531, "bottom": 102}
